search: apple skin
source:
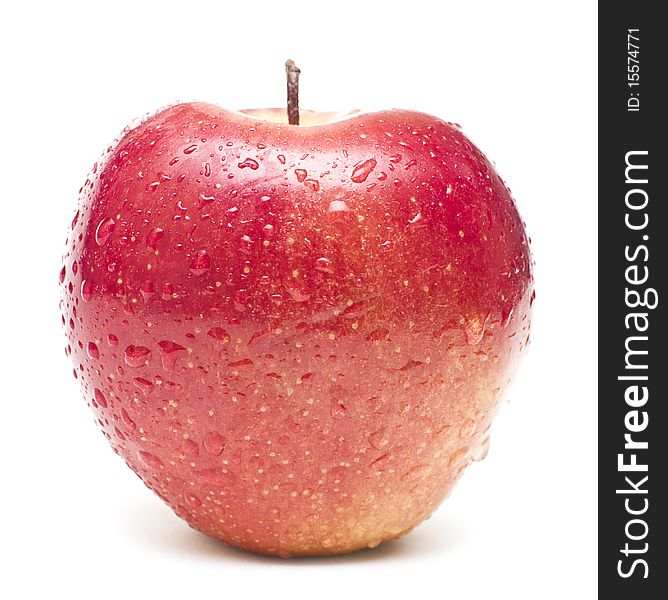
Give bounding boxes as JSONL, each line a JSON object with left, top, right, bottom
{"left": 60, "top": 103, "right": 533, "bottom": 556}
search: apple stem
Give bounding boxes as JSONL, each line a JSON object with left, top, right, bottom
{"left": 285, "top": 59, "right": 300, "bottom": 125}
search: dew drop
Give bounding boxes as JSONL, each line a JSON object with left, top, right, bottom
{"left": 366, "top": 327, "right": 389, "bottom": 341}
{"left": 121, "top": 408, "right": 136, "bottom": 429}
{"left": 227, "top": 358, "right": 254, "bottom": 368}
{"left": 189, "top": 250, "right": 211, "bottom": 275}
{"left": 162, "top": 282, "right": 174, "bottom": 300}
{"left": 285, "top": 281, "right": 311, "bottom": 302}
{"left": 138, "top": 451, "right": 164, "bottom": 469}
{"left": 93, "top": 388, "right": 107, "bottom": 408}
{"left": 95, "top": 217, "right": 116, "bottom": 246}
{"left": 124, "top": 345, "right": 151, "bottom": 367}
{"left": 203, "top": 432, "right": 226, "bottom": 456}
{"left": 184, "top": 492, "right": 202, "bottom": 507}
{"left": 182, "top": 438, "right": 199, "bottom": 457}
{"left": 303, "top": 179, "right": 320, "bottom": 192}
{"left": 158, "top": 340, "right": 187, "bottom": 371}
{"left": 351, "top": 158, "right": 377, "bottom": 183}
{"left": 183, "top": 144, "right": 198, "bottom": 154}
{"left": 328, "top": 200, "right": 350, "bottom": 213}
{"left": 238, "top": 158, "right": 259, "bottom": 170}
{"left": 463, "top": 313, "right": 490, "bottom": 345}
{"left": 194, "top": 468, "right": 237, "bottom": 486}
{"left": 207, "top": 327, "right": 229, "bottom": 342}
{"left": 448, "top": 447, "right": 468, "bottom": 468}
{"left": 294, "top": 168, "right": 307, "bottom": 182}
{"left": 369, "top": 427, "right": 389, "bottom": 450}
{"left": 81, "top": 279, "right": 94, "bottom": 302}
{"left": 474, "top": 436, "right": 491, "bottom": 462}
{"left": 139, "top": 280, "right": 155, "bottom": 302}
{"left": 146, "top": 227, "right": 165, "bottom": 251}
{"left": 330, "top": 397, "right": 346, "bottom": 420}
{"left": 59, "top": 265, "right": 66, "bottom": 284}
{"left": 459, "top": 418, "right": 477, "bottom": 439}
{"left": 107, "top": 333, "right": 119, "bottom": 346}
{"left": 87, "top": 341, "right": 99, "bottom": 360}
{"left": 315, "top": 257, "right": 333, "bottom": 273}
{"left": 134, "top": 377, "right": 154, "bottom": 395}
{"left": 500, "top": 307, "right": 513, "bottom": 327}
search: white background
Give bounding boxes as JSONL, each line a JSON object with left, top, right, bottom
{"left": 0, "top": 1, "right": 597, "bottom": 598}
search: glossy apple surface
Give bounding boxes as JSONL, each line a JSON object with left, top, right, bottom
{"left": 60, "top": 103, "right": 533, "bottom": 556}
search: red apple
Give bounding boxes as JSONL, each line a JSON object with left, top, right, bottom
{"left": 60, "top": 102, "right": 533, "bottom": 556}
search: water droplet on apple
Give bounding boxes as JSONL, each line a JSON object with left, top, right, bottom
{"left": 162, "top": 282, "right": 175, "bottom": 300}
{"left": 139, "top": 280, "right": 155, "bottom": 302}
{"left": 474, "top": 435, "right": 491, "bottom": 462}
{"left": 158, "top": 340, "right": 187, "bottom": 371}
{"left": 146, "top": 227, "right": 165, "bottom": 251}
{"left": 138, "top": 451, "right": 164, "bottom": 469}
{"left": 328, "top": 200, "right": 350, "bottom": 213}
{"left": 315, "top": 257, "right": 333, "bottom": 273}
{"left": 351, "top": 158, "right": 377, "bottom": 183}
{"left": 184, "top": 492, "right": 202, "bottom": 507}
{"left": 81, "top": 280, "right": 94, "bottom": 302}
{"left": 124, "top": 345, "right": 151, "bottom": 367}
{"left": 194, "top": 468, "right": 237, "bottom": 487}
{"left": 366, "top": 327, "right": 389, "bottom": 342}
{"left": 121, "top": 408, "right": 136, "bottom": 429}
{"left": 202, "top": 432, "right": 226, "bottom": 456}
{"left": 238, "top": 158, "right": 259, "bottom": 170}
{"left": 227, "top": 358, "right": 254, "bottom": 368}
{"left": 459, "top": 418, "right": 477, "bottom": 439}
{"left": 448, "top": 446, "right": 468, "bottom": 468}
{"left": 294, "top": 168, "right": 307, "bottom": 182}
{"left": 134, "top": 377, "right": 154, "bottom": 395}
{"left": 500, "top": 307, "right": 513, "bottom": 327}
{"left": 330, "top": 397, "right": 347, "bottom": 420}
{"left": 369, "top": 427, "right": 389, "bottom": 450}
{"left": 107, "top": 333, "right": 119, "bottom": 346}
{"left": 189, "top": 250, "right": 211, "bottom": 275}
{"left": 95, "top": 217, "right": 116, "bottom": 246}
{"left": 303, "top": 179, "right": 320, "bottom": 192}
{"left": 207, "top": 327, "right": 229, "bottom": 342}
{"left": 87, "top": 341, "right": 99, "bottom": 360}
{"left": 93, "top": 388, "right": 107, "bottom": 408}
{"left": 285, "top": 281, "right": 311, "bottom": 302}
{"left": 59, "top": 265, "right": 66, "bottom": 284}
{"left": 463, "top": 313, "right": 490, "bottom": 345}
{"left": 183, "top": 144, "right": 198, "bottom": 154}
{"left": 399, "top": 359, "right": 422, "bottom": 371}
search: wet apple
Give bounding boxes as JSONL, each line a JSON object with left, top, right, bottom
{"left": 60, "top": 89, "right": 533, "bottom": 556}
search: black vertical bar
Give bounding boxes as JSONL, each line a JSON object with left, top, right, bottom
{"left": 599, "top": 2, "right": 666, "bottom": 596}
